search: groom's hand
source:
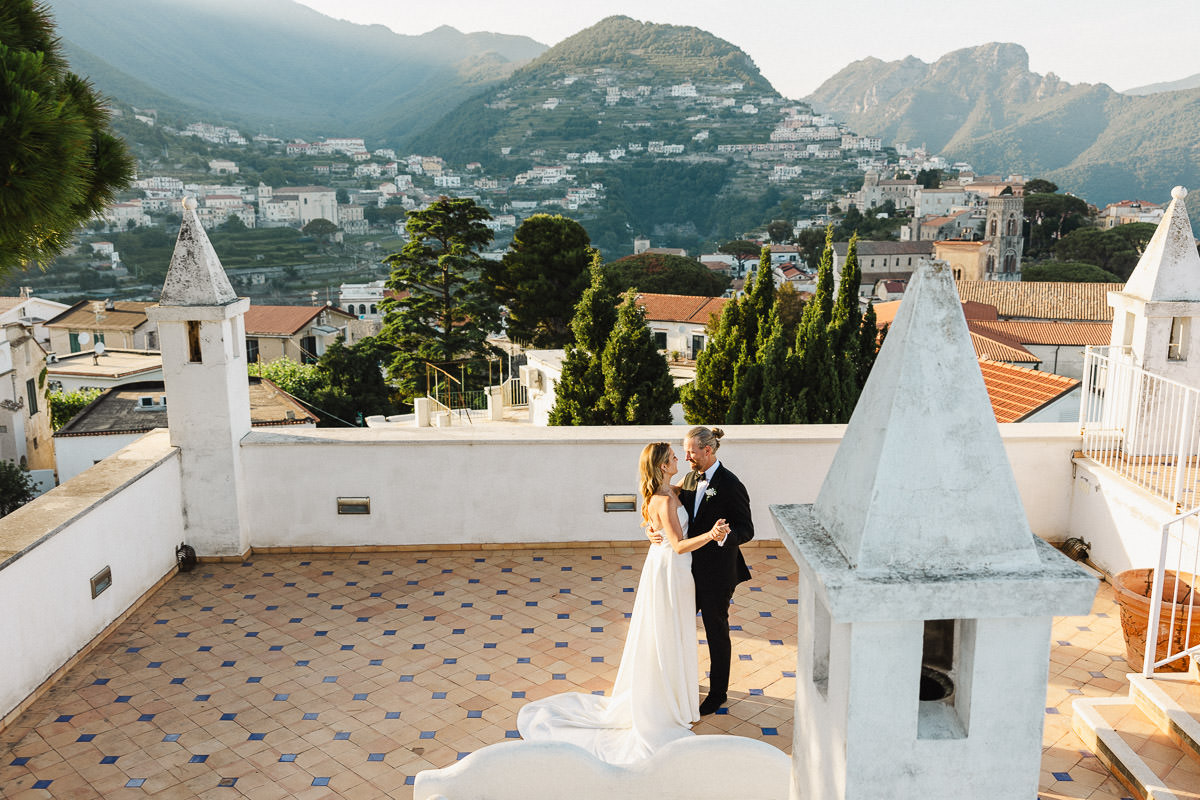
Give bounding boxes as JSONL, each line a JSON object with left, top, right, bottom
{"left": 646, "top": 528, "right": 664, "bottom": 545}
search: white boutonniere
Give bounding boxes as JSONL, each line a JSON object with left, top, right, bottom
{"left": 704, "top": 488, "right": 717, "bottom": 499}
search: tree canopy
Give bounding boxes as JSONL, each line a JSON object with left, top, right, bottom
{"left": 0, "top": 0, "right": 135, "bottom": 275}
{"left": 604, "top": 252, "right": 728, "bottom": 296}
{"left": 0, "top": 461, "right": 37, "bottom": 517}
{"left": 380, "top": 197, "right": 498, "bottom": 401}
{"left": 484, "top": 214, "right": 592, "bottom": 348}
{"left": 1022, "top": 261, "right": 1123, "bottom": 283}
{"left": 1051, "top": 222, "right": 1156, "bottom": 280}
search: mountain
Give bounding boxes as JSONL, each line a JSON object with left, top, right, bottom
{"left": 804, "top": 43, "right": 1200, "bottom": 204}
{"left": 44, "top": 0, "right": 546, "bottom": 144}
{"left": 409, "top": 15, "right": 777, "bottom": 163}
{"left": 1124, "top": 73, "right": 1200, "bottom": 95}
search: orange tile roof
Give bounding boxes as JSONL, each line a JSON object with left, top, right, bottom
{"left": 244, "top": 305, "right": 354, "bottom": 336}
{"left": 970, "top": 331, "right": 1039, "bottom": 363}
{"left": 955, "top": 281, "right": 1123, "bottom": 322}
{"left": 636, "top": 293, "right": 728, "bottom": 325}
{"left": 978, "top": 359, "right": 1079, "bottom": 423}
{"left": 968, "top": 320, "right": 1112, "bottom": 347}
{"left": 872, "top": 299, "right": 997, "bottom": 327}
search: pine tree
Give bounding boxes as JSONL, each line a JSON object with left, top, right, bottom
{"left": 1, "top": 0, "right": 135, "bottom": 274}
{"left": 681, "top": 297, "right": 742, "bottom": 424}
{"left": 380, "top": 197, "right": 497, "bottom": 401}
{"left": 548, "top": 251, "right": 617, "bottom": 425}
{"left": 598, "top": 290, "right": 675, "bottom": 424}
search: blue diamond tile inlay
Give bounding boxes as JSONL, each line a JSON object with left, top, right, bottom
{"left": 302, "top": 712, "right": 319, "bottom": 720}
{"left": 11, "top": 756, "right": 30, "bottom": 766}
{"left": 100, "top": 755, "right": 119, "bottom": 764}
{"left": 163, "top": 734, "right": 180, "bottom": 742}
{"left": 32, "top": 780, "right": 52, "bottom": 789}
{"left": 279, "top": 754, "right": 297, "bottom": 762}
{"left": 126, "top": 778, "right": 145, "bottom": 788}
{"left": 77, "top": 734, "right": 96, "bottom": 742}
{"left": 512, "top": 691, "right": 525, "bottom": 699}
{"left": 385, "top": 711, "right": 401, "bottom": 720}
{"left": 334, "top": 731, "right": 351, "bottom": 740}
{"left": 1052, "top": 771, "right": 1072, "bottom": 781}
{"left": 419, "top": 731, "right": 436, "bottom": 739}
{"left": 189, "top": 754, "right": 209, "bottom": 763}
{"left": 367, "top": 753, "right": 385, "bottom": 762}
{"left": 248, "top": 733, "right": 266, "bottom": 741}
{"left": 273, "top": 693, "right": 290, "bottom": 701}
{"left": 467, "top": 710, "right": 482, "bottom": 718}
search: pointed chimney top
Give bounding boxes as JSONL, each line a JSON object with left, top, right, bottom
{"left": 813, "top": 261, "right": 1040, "bottom": 573}
{"left": 1121, "top": 186, "right": 1200, "bottom": 303}
{"left": 159, "top": 196, "right": 238, "bottom": 307}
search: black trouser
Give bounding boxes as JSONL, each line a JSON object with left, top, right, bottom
{"left": 697, "top": 587, "right": 733, "bottom": 698}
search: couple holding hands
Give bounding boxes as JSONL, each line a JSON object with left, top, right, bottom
{"left": 518, "top": 426, "right": 754, "bottom": 764}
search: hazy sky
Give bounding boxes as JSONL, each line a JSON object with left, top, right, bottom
{"left": 293, "top": 0, "right": 1200, "bottom": 98}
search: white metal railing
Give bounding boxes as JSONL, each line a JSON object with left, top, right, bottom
{"left": 1143, "top": 505, "right": 1200, "bottom": 675}
{"left": 1080, "top": 345, "right": 1200, "bottom": 508}
{"left": 502, "top": 376, "right": 528, "bottom": 407}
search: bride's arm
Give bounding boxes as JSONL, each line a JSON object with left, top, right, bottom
{"left": 653, "top": 497, "right": 726, "bottom": 554}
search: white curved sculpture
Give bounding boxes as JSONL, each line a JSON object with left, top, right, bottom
{"left": 414, "top": 735, "right": 791, "bottom": 800}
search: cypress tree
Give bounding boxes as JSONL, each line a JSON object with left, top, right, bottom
{"left": 827, "top": 232, "right": 862, "bottom": 420}
{"left": 793, "top": 225, "right": 842, "bottom": 423}
{"left": 743, "top": 245, "right": 777, "bottom": 358}
{"left": 599, "top": 290, "right": 675, "bottom": 424}
{"left": 799, "top": 226, "right": 835, "bottom": 349}
{"left": 757, "top": 309, "right": 800, "bottom": 423}
{"left": 858, "top": 301, "right": 880, "bottom": 392}
{"left": 681, "top": 297, "right": 742, "bottom": 424}
{"left": 548, "top": 251, "right": 616, "bottom": 425}
{"left": 725, "top": 342, "right": 762, "bottom": 424}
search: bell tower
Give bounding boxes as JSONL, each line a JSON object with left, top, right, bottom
{"left": 145, "top": 197, "right": 251, "bottom": 556}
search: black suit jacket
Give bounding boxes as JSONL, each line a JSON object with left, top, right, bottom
{"left": 680, "top": 463, "right": 753, "bottom": 595}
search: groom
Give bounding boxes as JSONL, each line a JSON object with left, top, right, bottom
{"left": 677, "top": 425, "right": 754, "bottom": 715}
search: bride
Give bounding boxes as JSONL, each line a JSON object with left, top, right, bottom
{"left": 517, "top": 442, "right": 730, "bottom": 764}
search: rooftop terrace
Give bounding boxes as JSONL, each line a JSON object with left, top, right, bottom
{"left": 0, "top": 546, "right": 1142, "bottom": 800}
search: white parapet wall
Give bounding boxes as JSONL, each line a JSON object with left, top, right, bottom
{"left": 239, "top": 422, "right": 1082, "bottom": 549}
{"left": 0, "top": 430, "right": 184, "bottom": 724}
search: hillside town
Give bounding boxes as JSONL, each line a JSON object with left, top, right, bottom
{"left": 5, "top": 3, "right": 1200, "bottom": 800}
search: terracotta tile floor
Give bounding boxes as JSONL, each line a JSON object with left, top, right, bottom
{"left": 0, "top": 549, "right": 1155, "bottom": 799}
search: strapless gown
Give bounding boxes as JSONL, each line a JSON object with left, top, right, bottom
{"left": 517, "top": 506, "right": 699, "bottom": 764}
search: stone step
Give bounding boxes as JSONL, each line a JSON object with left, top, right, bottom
{"left": 1073, "top": 696, "right": 1200, "bottom": 800}
{"left": 1130, "top": 673, "right": 1200, "bottom": 767}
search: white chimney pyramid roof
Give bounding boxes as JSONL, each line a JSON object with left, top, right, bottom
{"left": 812, "top": 260, "right": 1040, "bottom": 573}
{"left": 160, "top": 197, "right": 238, "bottom": 307}
{"left": 1122, "top": 186, "right": 1200, "bottom": 303}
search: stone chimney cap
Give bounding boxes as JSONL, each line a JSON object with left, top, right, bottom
{"left": 159, "top": 196, "right": 238, "bottom": 307}
{"left": 1120, "top": 185, "right": 1200, "bottom": 304}
{"left": 812, "top": 260, "right": 1040, "bottom": 574}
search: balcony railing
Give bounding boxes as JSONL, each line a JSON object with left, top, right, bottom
{"left": 1143, "top": 506, "right": 1200, "bottom": 675}
{"left": 1080, "top": 346, "right": 1200, "bottom": 509}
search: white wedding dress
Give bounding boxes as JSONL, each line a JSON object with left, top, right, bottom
{"left": 517, "top": 506, "right": 699, "bottom": 764}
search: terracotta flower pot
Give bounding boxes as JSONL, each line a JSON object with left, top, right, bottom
{"left": 1113, "top": 568, "right": 1200, "bottom": 672}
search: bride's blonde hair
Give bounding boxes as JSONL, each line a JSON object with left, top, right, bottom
{"left": 638, "top": 442, "right": 672, "bottom": 527}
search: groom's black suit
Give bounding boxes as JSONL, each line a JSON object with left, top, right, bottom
{"left": 679, "top": 463, "right": 753, "bottom": 703}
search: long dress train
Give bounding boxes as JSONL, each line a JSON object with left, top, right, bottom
{"left": 516, "top": 506, "right": 699, "bottom": 764}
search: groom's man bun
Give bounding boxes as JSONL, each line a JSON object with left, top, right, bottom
{"left": 686, "top": 426, "right": 723, "bottom": 452}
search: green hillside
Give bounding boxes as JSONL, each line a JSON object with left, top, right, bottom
{"left": 45, "top": 0, "right": 545, "bottom": 144}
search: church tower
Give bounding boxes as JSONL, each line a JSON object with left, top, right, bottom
{"left": 145, "top": 197, "right": 251, "bottom": 556}
{"left": 983, "top": 195, "right": 1024, "bottom": 281}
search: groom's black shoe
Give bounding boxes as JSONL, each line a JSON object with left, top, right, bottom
{"left": 699, "top": 694, "right": 726, "bottom": 716}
